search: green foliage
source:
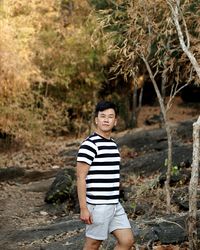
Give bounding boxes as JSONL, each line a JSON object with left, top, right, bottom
{"left": 165, "top": 159, "right": 179, "bottom": 176}
{"left": 130, "top": 201, "right": 136, "bottom": 209}
{"left": 171, "top": 165, "right": 179, "bottom": 176}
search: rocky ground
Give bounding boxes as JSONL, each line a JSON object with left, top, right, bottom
{"left": 0, "top": 97, "right": 199, "bottom": 250}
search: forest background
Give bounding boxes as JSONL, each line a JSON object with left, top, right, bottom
{"left": 0, "top": 0, "right": 200, "bottom": 145}
{"left": 0, "top": 1, "right": 200, "bottom": 249}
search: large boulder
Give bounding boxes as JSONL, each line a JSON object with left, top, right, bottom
{"left": 121, "top": 144, "right": 192, "bottom": 176}
{"left": 0, "top": 166, "right": 25, "bottom": 181}
{"left": 116, "top": 119, "right": 195, "bottom": 152}
{"left": 45, "top": 168, "right": 78, "bottom": 211}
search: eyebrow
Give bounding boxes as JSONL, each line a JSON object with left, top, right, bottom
{"left": 99, "top": 113, "right": 115, "bottom": 117}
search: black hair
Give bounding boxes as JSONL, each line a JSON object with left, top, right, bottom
{"left": 95, "top": 101, "right": 118, "bottom": 117}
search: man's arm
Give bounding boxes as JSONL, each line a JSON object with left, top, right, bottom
{"left": 76, "top": 161, "right": 93, "bottom": 224}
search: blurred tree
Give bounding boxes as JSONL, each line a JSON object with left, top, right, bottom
{"left": 90, "top": 0, "right": 200, "bottom": 125}
{"left": 32, "top": 0, "right": 106, "bottom": 135}
{"left": 0, "top": 0, "right": 42, "bottom": 143}
{"left": 0, "top": 0, "right": 199, "bottom": 144}
{"left": 90, "top": 0, "right": 200, "bottom": 212}
{"left": 0, "top": 0, "right": 107, "bottom": 141}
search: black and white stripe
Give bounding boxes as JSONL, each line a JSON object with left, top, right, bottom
{"left": 77, "top": 133, "right": 120, "bottom": 204}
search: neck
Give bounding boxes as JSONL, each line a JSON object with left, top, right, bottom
{"left": 95, "top": 129, "right": 111, "bottom": 139}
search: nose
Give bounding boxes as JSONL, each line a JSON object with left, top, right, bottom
{"left": 103, "top": 117, "right": 109, "bottom": 123}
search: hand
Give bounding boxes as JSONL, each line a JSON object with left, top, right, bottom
{"left": 80, "top": 207, "right": 93, "bottom": 224}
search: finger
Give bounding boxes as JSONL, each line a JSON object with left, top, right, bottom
{"left": 89, "top": 215, "right": 93, "bottom": 224}
{"left": 80, "top": 217, "right": 87, "bottom": 223}
{"left": 85, "top": 218, "right": 92, "bottom": 225}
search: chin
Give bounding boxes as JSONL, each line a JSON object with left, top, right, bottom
{"left": 102, "top": 128, "right": 112, "bottom": 132}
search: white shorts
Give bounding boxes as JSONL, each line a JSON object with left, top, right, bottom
{"left": 86, "top": 202, "right": 131, "bottom": 240}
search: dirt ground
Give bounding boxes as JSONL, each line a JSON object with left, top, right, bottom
{"left": 0, "top": 97, "right": 199, "bottom": 249}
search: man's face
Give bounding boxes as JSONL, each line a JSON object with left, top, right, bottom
{"left": 95, "top": 108, "right": 117, "bottom": 133}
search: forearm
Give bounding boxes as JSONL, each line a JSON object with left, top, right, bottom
{"left": 77, "top": 176, "right": 87, "bottom": 209}
{"left": 76, "top": 161, "right": 92, "bottom": 223}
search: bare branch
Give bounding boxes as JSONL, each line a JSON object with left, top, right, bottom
{"left": 166, "top": 0, "right": 200, "bottom": 79}
{"left": 180, "top": 9, "right": 190, "bottom": 49}
{"left": 166, "top": 67, "right": 193, "bottom": 112}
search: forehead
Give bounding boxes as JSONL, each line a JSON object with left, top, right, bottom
{"left": 98, "top": 108, "right": 116, "bottom": 116}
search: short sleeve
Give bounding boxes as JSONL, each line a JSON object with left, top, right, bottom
{"left": 77, "top": 139, "right": 97, "bottom": 165}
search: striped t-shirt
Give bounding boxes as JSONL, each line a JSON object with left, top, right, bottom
{"left": 77, "top": 132, "right": 120, "bottom": 205}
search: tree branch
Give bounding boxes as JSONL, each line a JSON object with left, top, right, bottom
{"left": 166, "top": 0, "right": 200, "bottom": 79}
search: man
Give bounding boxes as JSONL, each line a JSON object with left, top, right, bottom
{"left": 76, "top": 100, "right": 134, "bottom": 250}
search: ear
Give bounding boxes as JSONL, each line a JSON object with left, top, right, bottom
{"left": 95, "top": 117, "right": 98, "bottom": 125}
{"left": 114, "top": 118, "right": 117, "bottom": 126}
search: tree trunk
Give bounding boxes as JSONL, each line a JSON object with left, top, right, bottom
{"left": 165, "top": 123, "right": 172, "bottom": 212}
{"left": 130, "top": 85, "right": 138, "bottom": 128}
{"left": 142, "top": 55, "right": 172, "bottom": 212}
{"left": 188, "top": 116, "right": 200, "bottom": 250}
{"left": 160, "top": 61, "right": 167, "bottom": 126}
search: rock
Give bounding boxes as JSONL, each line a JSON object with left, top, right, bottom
{"left": 158, "top": 168, "right": 191, "bottom": 187}
{"left": 2, "top": 212, "right": 200, "bottom": 249}
{"left": 134, "top": 212, "right": 200, "bottom": 245}
{"left": 0, "top": 217, "right": 85, "bottom": 249}
{"left": 116, "top": 119, "right": 195, "bottom": 152}
{"left": 0, "top": 166, "right": 25, "bottom": 182}
{"left": 117, "top": 127, "right": 167, "bottom": 152}
{"left": 44, "top": 168, "right": 78, "bottom": 211}
{"left": 0, "top": 166, "right": 60, "bottom": 184}
{"left": 23, "top": 178, "right": 55, "bottom": 192}
{"left": 145, "top": 114, "right": 162, "bottom": 126}
{"left": 172, "top": 187, "right": 200, "bottom": 211}
{"left": 22, "top": 169, "right": 58, "bottom": 183}
{"left": 175, "top": 119, "right": 195, "bottom": 141}
{"left": 124, "top": 201, "right": 150, "bottom": 217}
{"left": 121, "top": 144, "right": 192, "bottom": 176}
